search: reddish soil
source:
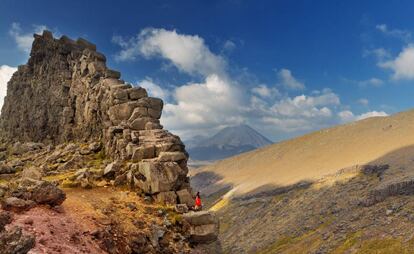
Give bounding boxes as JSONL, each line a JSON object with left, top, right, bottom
{"left": 7, "top": 205, "right": 105, "bottom": 254}
{"left": 4, "top": 187, "right": 175, "bottom": 254}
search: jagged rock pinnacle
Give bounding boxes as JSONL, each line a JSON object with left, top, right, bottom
{"left": 0, "top": 30, "right": 192, "bottom": 203}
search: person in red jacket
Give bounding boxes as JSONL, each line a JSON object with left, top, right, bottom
{"left": 194, "top": 192, "right": 202, "bottom": 211}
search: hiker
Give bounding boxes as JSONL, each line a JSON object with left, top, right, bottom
{"left": 194, "top": 191, "right": 202, "bottom": 211}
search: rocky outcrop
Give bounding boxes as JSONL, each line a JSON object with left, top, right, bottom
{"left": 0, "top": 30, "right": 221, "bottom": 253}
{"left": 183, "top": 211, "right": 219, "bottom": 244}
{"left": 362, "top": 178, "right": 414, "bottom": 206}
{"left": 2, "top": 179, "right": 65, "bottom": 212}
{"left": 0, "top": 211, "right": 35, "bottom": 253}
{"left": 0, "top": 31, "right": 192, "bottom": 203}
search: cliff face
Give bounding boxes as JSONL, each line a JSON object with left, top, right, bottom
{"left": 0, "top": 30, "right": 192, "bottom": 204}
{"left": 1, "top": 31, "right": 107, "bottom": 143}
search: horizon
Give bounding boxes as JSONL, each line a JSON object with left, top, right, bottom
{"left": 1, "top": 0, "right": 414, "bottom": 142}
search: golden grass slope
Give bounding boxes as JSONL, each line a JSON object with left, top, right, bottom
{"left": 199, "top": 109, "right": 414, "bottom": 195}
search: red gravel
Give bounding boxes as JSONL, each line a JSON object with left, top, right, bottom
{"left": 6, "top": 206, "right": 106, "bottom": 254}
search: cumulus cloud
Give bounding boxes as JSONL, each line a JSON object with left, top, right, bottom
{"left": 257, "top": 90, "right": 339, "bottom": 132}
{"left": 278, "top": 68, "right": 305, "bottom": 90}
{"left": 0, "top": 65, "right": 17, "bottom": 110}
{"left": 9, "top": 22, "right": 48, "bottom": 52}
{"left": 357, "top": 111, "right": 388, "bottom": 120}
{"left": 379, "top": 45, "right": 414, "bottom": 80}
{"left": 338, "top": 110, "right": 388, "bottom": 123}
{"left": 119, "top": 28, "right": 386, "bottom": 140}
{"left": 136, "top": 78, "right": 169, "bottom": 101}
{"left": 251, "top": 84, "right": 280, "bottom": 98}
{"left": 338, "top": 110, "right": 355, "bottom": 123}
{"left": 271, "top": 92, "right": 339, "bottom": 117}
{"left": 162, "top": 74, "right": 244, "bottom": 135}
{"left": 113, "top": 28, "right": 226, "bottom": 77}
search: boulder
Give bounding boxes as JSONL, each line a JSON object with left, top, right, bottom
{"left": 176, "top": 189, "right": 194, "bottom": 207}
{"left": 158, "top": 152, "right": 187, "bottom": 162}
{"left": 183, "top": 211, "right": 218, "bottom": 226}
{"left": 131, "top": 145, "right": 156, "bottom": 162}
{"left": 130, "top": 118, "right": 154, "bottom": 130}
{"left": 104, "top": 161, "right": 122, "bottom": 177}
{"left": 128, "top": 107, "right": 149, "bottom": 121}
{"left": 0, "top": 226, "right": 35, "bottom": 253}
{"left": 182, "top": 211, "right": 219, "bottom": 244}
{"left": 108, "top": 102, "right": 138, "bottom": 124}
{"left": 137, "top": 97, "right": 163, "bottom": 112}
{"left": 145, "top": 122, "right": 163, "bottom": 130}
{"left": 155, "top": 191, "right": 177, "bottom": 205}
{"left": 1, "top": 197, "right": 36, "bottom": 212}
{"left": 127, "top": 87, "right": 147, "bottom": 100}
{"left": 136, "top": 161, "right": 185, "bottom": 194}
{"left": 106, "top": 69, "right": 121, "bottom": 79}
{"left": 148, "top": 108, "right": 162, "bottom": 119}
{"left": 112, "top": 89, "right": 129, "bottom": 101}
{"left": 29, "top": 180, "right": 66, "bottom": 206}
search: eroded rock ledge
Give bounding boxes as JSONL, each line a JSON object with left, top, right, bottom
{"left": 0, "top": 31, "right": 192, "bottom": 204}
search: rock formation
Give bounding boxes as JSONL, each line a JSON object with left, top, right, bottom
{"left": 0, "top": 30, "right": 221, "bottom": 253}
{"left": 0, "top": 30, "right": 192, "bottom": 204}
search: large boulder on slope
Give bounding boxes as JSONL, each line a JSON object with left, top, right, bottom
{"left": 11, "top": 179, "right": 66, "bottom": 207}
{"left": 182, "top": 211, "right": 219, "bottom": 244}
{"left": 136, "top": 161, "right": 186, "bottom": 194}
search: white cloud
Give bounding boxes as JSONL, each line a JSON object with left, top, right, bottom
{"left": 251, "top": 84, "right": 280, "bottom": 98}
{"left": 9, "top": 22, "right": 48, "bottom": 53}
{"left": 119, "top": 28, "right": 386, "bottom": 140}
{"left": 358, "top": 78, "right": 383, "bottom": 87}
{"left": 376, "top": 24, "right": 411, "bottom": 42}
{"left": 338, "top": 110, "right": 388, "bottom": 123}
{"left": 379, "top": 45, "right": 414, "bottom": 80}
{"left": 162, "top": 74, "right": 244, "bottom": 136}
{"left": 136, "top": 78, "right": 169, "bottom": 101}
{"left": 269, "top": 90, "right": 338, "bottom": 119}
{"left": 278, "top": 68, "right": 305, "bottom": 90}
{"left": 113, "top": 28, "right": 226, "bottom": 77}
{"left": 357, "top": 111, "right": 388, "bottom": 120}
{"left": 0, "top": 65, "right": 17, "bottom": 110}
{"left": 357, "top": 98, "right": 369, "bottom": 106}
{"left": 338, "top": 110, "right": 355, "bottom": 123}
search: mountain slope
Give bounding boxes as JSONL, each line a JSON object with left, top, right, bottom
{"left": 187, "top": 124, "right": 272, "bottom": 161}
{"left": 192, "top": 109, "right": 414, "bottom": 253}
{"left": 195, "top": 110, "right": 414, "bottom": 195}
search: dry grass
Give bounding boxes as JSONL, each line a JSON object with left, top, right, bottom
{"left": 199, "top": 110, "right": 414, "bottom": 195}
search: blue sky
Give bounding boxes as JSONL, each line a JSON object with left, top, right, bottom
{"left": 1, "top": 0, "right": 414, "bottom": 141}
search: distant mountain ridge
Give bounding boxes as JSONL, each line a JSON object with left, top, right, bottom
{"left": 186, "top": 124, "right": 273, "bottom": 161}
